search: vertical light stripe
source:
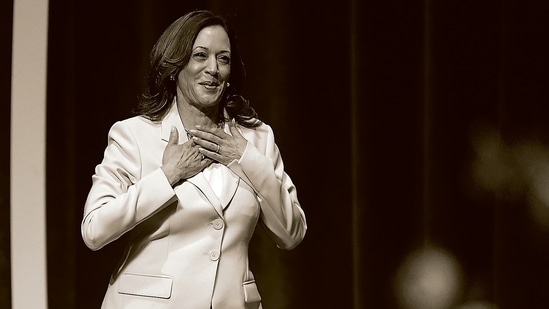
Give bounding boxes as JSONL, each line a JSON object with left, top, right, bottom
{"left": 10, "top": 0, "right": 49, "bottom": 308}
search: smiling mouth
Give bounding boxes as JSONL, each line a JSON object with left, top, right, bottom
{"left": 199, "top": 81, "right": 220, "bottom": 90}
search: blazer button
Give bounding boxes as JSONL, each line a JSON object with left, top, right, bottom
{"left": 212, "top": 219, "right": 224, "bottom": 230}
{"left": 209, "top": 250, "right": 220, "bottom": 261}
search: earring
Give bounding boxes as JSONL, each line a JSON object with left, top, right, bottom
{"left": 170, "top": 75, "right": 175, "bottom": 81}
{"left": 226, "top": 82, "right": 230, "bottom": 87}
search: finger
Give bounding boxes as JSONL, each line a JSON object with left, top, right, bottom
{"left": 191, "top": 136, "right": 208, "bottom": 148}
{"left": 190, "top": 126, "right": 226, "bottom": 143}
{"left": 198, "top": 147, "right": 221, "bottom": 160}
{"left": 192, "top": 136, "right": 220, "bottom": 153}
{"left": 168, "top": 126, "right": 179, "bottom": 145}
{"left": 201, "top": 157, "right": 213, "bottom": 166}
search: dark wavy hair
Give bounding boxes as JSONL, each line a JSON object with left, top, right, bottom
{"left": 135, "top": 10, "right": 260, "bottom": 128}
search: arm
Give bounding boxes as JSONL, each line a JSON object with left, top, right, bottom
{"left": 81, "top": 121, "right": 175, "bottom": 250}
{"left": 228, "top": 125, "right": 307, "bottom": 250}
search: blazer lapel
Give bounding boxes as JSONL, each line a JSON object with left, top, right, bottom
{"left": 185, "top": 166, "right": 241, "bottom": 215}
{"left": 161, "top": 100, "right": 189, "bottom": 144}
{"left": 216, "top": 122, "right": 240, "bottom": 210}
{"left": 185, "top": 173, "right": 224, "bottom": 218}
{"left": 219, "top": 167, "right": 240, "bottom": 210}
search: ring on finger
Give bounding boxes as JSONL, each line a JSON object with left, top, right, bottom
{"left": 215, "top": 144, "right": 220, "bottom": 153}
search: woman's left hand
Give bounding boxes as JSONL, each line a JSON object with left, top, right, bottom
{"left": 190, "top": 119, "right": 248, "bottom": 165}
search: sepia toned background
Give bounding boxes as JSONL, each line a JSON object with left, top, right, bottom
{"left": 5, "top": 0, "right": 549, "bottom": 308}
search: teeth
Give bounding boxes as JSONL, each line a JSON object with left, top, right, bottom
{"left": 202, "top": 81, "right": 219, "bottom": 86}
{"left": 203, "top": 84, "right": 218, "bottom": 89}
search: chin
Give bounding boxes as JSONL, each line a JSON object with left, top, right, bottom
{"left": 197, "top": 99, "right": 222, "bottom": 108}
{"left": 199, "top": 95, "right": 222, "bottom": 106}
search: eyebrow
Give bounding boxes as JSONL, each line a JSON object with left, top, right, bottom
{"left": 194, "top": 46, "right": 231, "bottom": 54}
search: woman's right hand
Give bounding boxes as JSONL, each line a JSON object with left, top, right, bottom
{"left": 161, "top": 126, "right": 212, "bottom": 185}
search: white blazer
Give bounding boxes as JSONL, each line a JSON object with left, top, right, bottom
{"left": 81, "top": 102, "right": 307, "bottom": 309}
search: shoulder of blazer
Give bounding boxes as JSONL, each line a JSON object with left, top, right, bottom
{"left": 238, "top": 121, "right": 278, "bottom": 159}
{"left": 117, "top": 115, "right": 159, "bottom": 129}
{"left": 110, "top": 116, "right": 162, "bottom": 140}
{"left": 240, "top": 121, "right": 273, "bottom": 140}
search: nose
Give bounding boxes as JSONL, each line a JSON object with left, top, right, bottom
{"left": 205, "top": 57, "right": 219, "bottom": 77}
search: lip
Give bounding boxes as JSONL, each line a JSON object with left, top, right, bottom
{"left": 199, "top": 80, "right": 221, "bottom": 91}
{"left": 199, "top": 80, "right": 220, "bottom": 86}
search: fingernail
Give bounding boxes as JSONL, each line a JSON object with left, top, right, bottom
{"left": 195, "top": 125, "right": 201, "bottom": 129}
{"left": 189, "top": 129, "right": 196, "bottom": 134}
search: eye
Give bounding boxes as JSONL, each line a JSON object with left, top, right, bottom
{"left": 192, "top": 52, "right": 208, "bottom": 61}
{"left": 218, "top": 55, "right": 231, "bottom": 65}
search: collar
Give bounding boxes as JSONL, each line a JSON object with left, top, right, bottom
{"left": 161, "top": 99, "right": 189, "bottom": 144}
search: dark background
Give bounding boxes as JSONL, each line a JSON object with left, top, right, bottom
{"left": 2, "top": 0, "right": 549, "bottom": 308}
{"left": 1, "top": 0, "right": 13, "bottom": 308}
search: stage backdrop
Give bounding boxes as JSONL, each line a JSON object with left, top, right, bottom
{"left": 44, "top": 0, "right": 549, "bottom": 308}
{"left": 1, "top": 0, "right": 13, "bottom": 308}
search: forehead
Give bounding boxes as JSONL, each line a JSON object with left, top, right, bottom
{"left": 193, "top": 25, "right": 231, "bottom": 51}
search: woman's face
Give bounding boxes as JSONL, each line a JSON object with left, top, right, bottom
{"left": 176, "top": 25, "right": 231, "bottom": 109}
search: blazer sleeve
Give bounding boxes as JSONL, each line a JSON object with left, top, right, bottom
{"left": 81, "top": 121, "right": 175, "bottom": 251}
{"left": 228, "top": 124, "right": 307, "bottom": 250}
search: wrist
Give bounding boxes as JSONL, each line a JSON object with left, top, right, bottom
{"left": 161, "top": 165, "right": 179, "bottom": 186}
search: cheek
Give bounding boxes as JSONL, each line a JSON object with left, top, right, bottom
{"left": 177, "top": 79, "right": 192, "bottom": 95}
{"left": 178, "top": 64, "right": 201, "bottom": 81}
{"left": 220, "top": 66, "right": 231, "bottom": 81}
{"left": 177, "top": 70, "right": 196, "bottom": 90}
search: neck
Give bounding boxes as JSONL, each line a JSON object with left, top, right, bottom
{"left": 177, "top": 99, "right": 220, "bottom": 130}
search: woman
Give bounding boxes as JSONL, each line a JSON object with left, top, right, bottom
{"left": 81, "top": 10, "right": 307, "bottom": 309}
